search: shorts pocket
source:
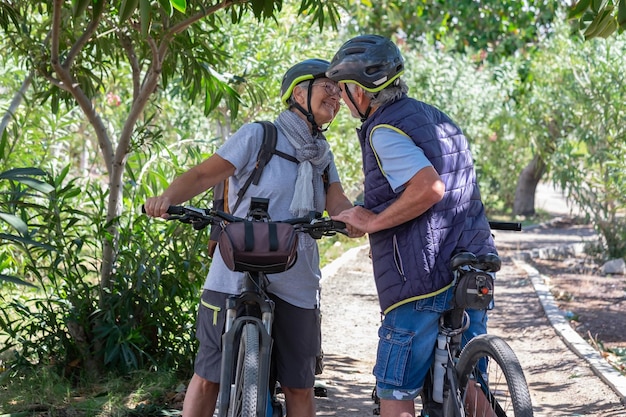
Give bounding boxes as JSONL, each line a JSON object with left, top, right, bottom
{"left": 373, "top": 325, "right": 414, "bottom": 386}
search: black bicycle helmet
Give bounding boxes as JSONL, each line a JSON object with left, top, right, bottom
{"left": 326, "top": 35, "right": 404, "bottom": 92}
{"left": 280, "top": 58, "right": 330, "bottom": 106}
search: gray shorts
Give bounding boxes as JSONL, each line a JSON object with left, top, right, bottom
{"left": 194, "top": 289, "right": 321, "bottom": 388}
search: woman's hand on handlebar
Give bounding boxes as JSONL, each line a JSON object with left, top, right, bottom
{"left": 143, "top": 196, "right": 174, "bottom": 219}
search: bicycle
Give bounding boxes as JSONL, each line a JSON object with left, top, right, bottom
{"left": 152, "top": 197, "right": 348, "bottom": 417}
{"left": 372, "top": 221, "right": 533, "bottom": 417}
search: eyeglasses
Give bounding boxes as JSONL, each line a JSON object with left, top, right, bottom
{"left": 313, "top": 82, "right": 342, "bottom": 97}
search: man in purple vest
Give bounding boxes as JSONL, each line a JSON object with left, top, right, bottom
{"left": 328, "top": 35, "right": 497, "bottom": 417}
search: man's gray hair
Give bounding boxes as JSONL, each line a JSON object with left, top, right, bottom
{"left": 348, "top": 79, "right": 408, "bottom": 106}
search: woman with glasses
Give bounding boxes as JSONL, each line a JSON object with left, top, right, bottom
{"left": 144, "top": 58, "right": 359, "bottom": 417}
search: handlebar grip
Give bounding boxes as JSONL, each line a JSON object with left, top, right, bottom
{"left": 166, "top": 206, "right": 185, "bottom": 215}
{"left": 489, "top": 221, "right": 522, "bottom": 231}
{"left": 140, "top": 204, "right": 185, "bottom": 216}
{"left": 332, "top": 220, "right": 347, "bottom": 229}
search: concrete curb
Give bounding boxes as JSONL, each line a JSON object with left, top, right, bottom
{"left": 320, "top": 244, "right": 368, "bottom": 284}
{"left": 512, "top": 257, "right": 626, "bottom": 405}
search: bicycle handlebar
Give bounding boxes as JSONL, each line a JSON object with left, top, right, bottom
{"left": 142, "top": 205, "right": 349, "bottom": 238}
{"left": 143, "top": 205, "right": 520, "bottom": 234}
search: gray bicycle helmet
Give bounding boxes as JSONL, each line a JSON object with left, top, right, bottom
{"left": 326, "top": 35, "right": 404, "bottom": 92}
{"left": 280, "top": 58, "right": 330, "bottom": 106}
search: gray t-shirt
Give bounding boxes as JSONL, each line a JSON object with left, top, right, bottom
{"left": 205, "top": 121, "right": 340, "bottom": 309}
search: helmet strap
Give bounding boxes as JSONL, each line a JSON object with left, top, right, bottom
{"left": 292, "top": 101, "right": 321, "bottom": 133}
{"left": 344, "top": 85, "right": 369, "bottom": 122}
{"left": 294, "top": 82, "right": 322, "bottom": 132}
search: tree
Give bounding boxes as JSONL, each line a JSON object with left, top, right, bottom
{"left": 568, "top": 0, "right": 626, "bottom": 39}
{"left": 346, "top": 0, "right": 560, "bottom": 59}
{"left": 0, "top": 0, "right": 340, "bottom": 372}
{"left": 0, "top": 0, "right": 338, "bottom": 301}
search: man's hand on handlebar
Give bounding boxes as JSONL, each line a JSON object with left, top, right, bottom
{"left": 332, "top": 206, "right": 374, "bottom": 235}
{"left": 344, "top": 223, "right": 365, "bottom": 238}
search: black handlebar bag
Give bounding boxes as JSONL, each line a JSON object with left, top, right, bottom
{"left": 218, "top": 221, "right": 299, "bottom": 273}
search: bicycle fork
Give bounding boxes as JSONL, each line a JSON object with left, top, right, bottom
{"left": 217, "top": 294, "right": 275, "bottom": 417}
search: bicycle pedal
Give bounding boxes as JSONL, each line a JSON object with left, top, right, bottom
{"left": 314, "top": 386, "right": 328, "bottom": 397}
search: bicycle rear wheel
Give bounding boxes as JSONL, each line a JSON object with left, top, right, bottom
{"left": 229, "top": 323, "right": 260, "bottom": 417}
{"left": 456, "top": 334, "right": 533, "bottom": 417}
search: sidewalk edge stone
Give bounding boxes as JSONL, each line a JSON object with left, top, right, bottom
{"left": 512, "top": 258, "right": 626, "bottom": 405}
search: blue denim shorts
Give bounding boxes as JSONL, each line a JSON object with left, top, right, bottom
{"left": 374, "top": 287, "right": 489, "bottom": 401}
{"left": 373, "top": 288, "right": 453, "bottom": 400}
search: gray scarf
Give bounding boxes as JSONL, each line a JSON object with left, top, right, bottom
{"left": 275, "top": 110, "right": 331, "bottom": 217}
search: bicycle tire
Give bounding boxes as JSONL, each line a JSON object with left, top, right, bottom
{"left": 229, "top": 323, "right": 260, "bottom": 417}
{"left": 456, "top": 334, "right": 533, "bottom": 417}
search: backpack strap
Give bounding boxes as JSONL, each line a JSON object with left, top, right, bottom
{"left": 232, "top": 121, "right": 297, "bottom": 213}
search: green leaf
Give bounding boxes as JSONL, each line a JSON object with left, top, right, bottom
{"left": 591, "top": 0, "right": 608, "bottom": 13}
{"left": 0, "top": 233, "right": 56, "bottom": 251}
{"left": 0, "top": 274, "right": 37, "bottom": 287}
{"left": 0, "top": 167, "right": 47, "bottom": 179}
{"left": 569, "top": 0, "right": 592, "bottom": 19}
{"left": 584, "top": 5, "right": 614, "bottom": 39}
{"left": 158, "top": 0, "right": 173, "bottom": 16}
{"left": 171, "top": 0, "right": 186, "bottom": 13}
{"left": 119, "top": 0, "right": 139, "bottom": 24}
{"left": 618, "top": 0, "right": 626, "bottom": 25}
{"left": 140, "top": 0, "right": 152, "bottom": 36}
{"left": 72, "top": 0, "right": 91, "bottom": 17}
{"left": 0, "top": 213, "right": 28, "bottom": 234}
{"left": 15, "top": 177, "right": 54, "bottom": 193}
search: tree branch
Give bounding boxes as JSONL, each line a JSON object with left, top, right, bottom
{"left": 51, "top": 0, "right": 114, "bottom": 173}
{"left": 64, "top": 0, "right": 106, "bottom": 69}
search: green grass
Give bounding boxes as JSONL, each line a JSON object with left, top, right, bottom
{"left": 318, "top": 234, "right": 368, "bottom": 268}
{"left": 0, "top": 368, "right": 183, "bottom": 417}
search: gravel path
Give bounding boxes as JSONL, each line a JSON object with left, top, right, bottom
{"left": 316, "top": 244, "right": 626, "bottom": 416}
{"left": 315, "top": 182, "right": 626, "bottom": 416}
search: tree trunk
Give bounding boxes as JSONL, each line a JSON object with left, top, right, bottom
{"left": 513, "top": 153, "right": 547, "bottom": 216}
{"left": 0, "top": 72, "right": 32, "bottom": 138}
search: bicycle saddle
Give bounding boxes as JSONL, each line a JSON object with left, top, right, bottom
{"left": 450, "top": 252, "right": 478, "bottom": 270}
{"left": 476, "top": 253, "right": 501, "bottom": 272}
{"left": 450, "top": 252, "right": 501, "bottom": 272}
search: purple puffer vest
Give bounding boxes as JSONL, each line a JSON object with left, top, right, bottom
{"left": 359, "top": 95, "right": 496, "bottom": 313}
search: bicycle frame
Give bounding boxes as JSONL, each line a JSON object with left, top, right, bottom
{"left": 438, "top": 307, "right": 469, "bottom": 417}
{"left": 144, "top": 199, "right": 348, "bottom": 417}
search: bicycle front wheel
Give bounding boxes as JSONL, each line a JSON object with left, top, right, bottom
{"left": 456, "top": 334, "right": 533, "bottom": 417}
{"left": 229, "top": 323, "right": 260, "bottom": 417}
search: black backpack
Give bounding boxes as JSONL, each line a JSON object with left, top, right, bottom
{"left": 208, "top": 121, "right": 298, "bottom": 255}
